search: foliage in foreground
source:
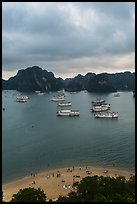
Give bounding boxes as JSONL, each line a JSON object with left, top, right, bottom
{"left": 57, "top": 175, "right": 135, "bottom": 202}
{"left": 8, "top": 175, "right": 135, "bottom": 202}
{"left": 10, "top": 187, "right": 46, "bottom": 202}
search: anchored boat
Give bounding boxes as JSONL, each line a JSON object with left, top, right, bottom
{"left": 114, "top": 93, "right": 120, "bottom": 97}
{"left": 51, "top": 96, "right": 65, "bottom": 101}
{"left": 94, "top": 112, "right": 118, "bottom": 118}
{"left": 58, "top": 101, "right": 72, "bottom": 107}
{"left": 57, "top": 110, "right": 80, "bottom": 116}
{"left": 16, "top": 96, "right": 29, "bottom": 102}
{"left": 92, "top": 98, "right": 106, "bottom": 106}
{"left": 91, "top": 105, "right": 110, "bottom": 112}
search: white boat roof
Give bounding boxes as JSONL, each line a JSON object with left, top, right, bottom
{"left": 60, "top": 110, "right": 71, "bottom": 112}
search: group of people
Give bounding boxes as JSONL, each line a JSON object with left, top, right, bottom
{"left": 30, "top": 166, "right": 94, "bottom": 186}
{"left": 30, "top": 172, "right": 37, "bottom": 185}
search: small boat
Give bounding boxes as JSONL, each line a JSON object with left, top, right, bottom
{"left": 16, "top": 96, "right": 28, "bottom": 102}
{"left": 70, "top": 92, "right": 77, "bottom": 94}
{"left": 92, "top": 98, "right": 106, "bottom": 106}
{"left": 101, "top": 104, "right": 110, "bottom": 108}
{"left": 51, "top": 96, "right": 65, "bottom": 101}
{"left": 93, "top": 103, "right": 110, "bottom": 108}
{"left": 94, "top": 112, "right": 118, "bottom": 118}
{"left": 37, "top": 92, "right": 44, "bottom": 95}
{"left": 114, "top": 93, "right": 120, "bottom": 97}
{"left": 57, "top": 110, "right": 80, "bottom": 116}
{"left": 18, "top": 96, "right": 29, "bottom": 99}
{"left": 91, "top": 105, "right": 109, "bottom": 112}
{"left": 35, "top": 91, "right": 41, "bottom": 93}
{"left": 58, "top": 101, "right": 72, "bottom": 107}
{"left": 57, "top": 91, "right": 65, "bottom": 97}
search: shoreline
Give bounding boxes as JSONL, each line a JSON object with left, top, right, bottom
{"left": 3, "top": 162, "right": 135, "bottom": 185}
{"left": 2, "top": 165, "right": 135, "bottom": 202}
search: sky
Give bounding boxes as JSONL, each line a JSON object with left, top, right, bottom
{"left": 2, "top": 2, "right": 135, "bottom": 80}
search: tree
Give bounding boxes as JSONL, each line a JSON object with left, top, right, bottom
{"left": 56, "top": 175, "right": 135, "bottom": 202}
{"left": 10, "top": 187, "right": 46, "bottom": 202}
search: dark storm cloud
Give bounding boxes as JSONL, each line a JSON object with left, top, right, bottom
{"left": 2, "top": 2, "right": 135, "bottom": 77}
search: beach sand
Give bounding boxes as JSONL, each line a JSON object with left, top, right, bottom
{"left": 2, "top": 166, "right": 135, "bottom": 202}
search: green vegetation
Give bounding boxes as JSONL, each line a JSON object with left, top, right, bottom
{"left": 57, "top": 176, "right": 135, "bottom": 202}
{"left": 10, "top": 187, "right": 46, "bottom": 202}
{"left": 8, "top": 176, "right": 135, "bottom": 202}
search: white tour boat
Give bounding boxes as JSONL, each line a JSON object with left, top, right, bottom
{"left": 101, "top": 103, "right": 110, "bottom": 109}
{"left": 58, "top": 101, "right": 72, "bottom": 107}
{"left": 57, "top": 90, "right": 65, "bottom": 97}
{"left": 35, "top": 91, "right": 41, "bottom": 93}
{"left": 114, "top": 93, "right": 120, "bottom": 97}
{"left": 92, "top": 98, "right": 106, "bottom": 106}
{"left": 91, "top": 105, "right": 109, "bottom": 112}
{"left": 57, "top": 110, "right": 80, "bottom": 116}
{"left": 51, "top": 96, "right": 65, "bottom": 101}
{"left": 16, "top": 96, "right": 28, "bottom": 102}
{"left": 37, "top": 92, "right": 44, "bottom": 95}
{"left": 94, "top": 112, "right": 118, "bottom": 118}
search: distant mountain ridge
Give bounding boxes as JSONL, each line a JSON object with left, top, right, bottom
{"left": 64, "top": 71, "right": 135, "bottom": 92}
{"left": 2, "top": 66, "right": 64, "bottom": 92}
{"left": 2, "top": 66, "right": 135, "bottom": 92}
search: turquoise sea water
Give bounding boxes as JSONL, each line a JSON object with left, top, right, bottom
{"left": 2, "top": 90, "right": 135, "bottom": 183}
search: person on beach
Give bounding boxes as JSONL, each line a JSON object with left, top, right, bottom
{"left": 67, "top": 168, "right": 70, "bottom": 172}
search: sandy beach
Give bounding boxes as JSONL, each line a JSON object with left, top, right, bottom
{"left": 2, "top": 166, "right": 135, "bottom": 202}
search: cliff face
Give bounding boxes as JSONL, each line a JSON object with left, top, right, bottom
{"left": 107, "top": 72, "right": 135, "bottom": 91}
{"left": 2, "top": 66, "right": 135, "bottom": 92}
{"left": 64, "top": 72, "right": 135, "bottom": 92}
{"left": 86, "top": 73, "right": 117, "bottom": 92}
{"left": 2, "top": 66, "right": 64, "bottom": 92}
{"left": 64, "top": 73, "right": 96, "bottom": 92}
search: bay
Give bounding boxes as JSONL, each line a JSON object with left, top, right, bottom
{"left": 2, "top": 90, "right": 135, "bottom": 183}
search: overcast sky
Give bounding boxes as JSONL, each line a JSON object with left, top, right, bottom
{"left": 2, "top": 2, "right": 135, "bottom": 79}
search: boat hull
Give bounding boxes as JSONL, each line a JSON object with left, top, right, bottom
{"left": 57, "top": 110, "right": 80, "bottom": 116}
{"left": 95, "top": 112, "right": 118, "bottom": 118}
{"left": 58, "top": 102, "right": 72, "bottom": 107}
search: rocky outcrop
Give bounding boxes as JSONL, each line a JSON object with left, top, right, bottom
{"left": 86, "top": 73, "right": 117, "bottom": 92}
{"left": 2, "top": 66, "right": 64, "bottom": 92}
{"left": 2, "top": 66, "right": 135, "bottom": 92}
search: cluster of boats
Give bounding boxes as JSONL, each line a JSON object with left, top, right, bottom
{"left": 91, "top": 99, "right": 110, "bottom": 112}
{"left": 15, "top": 91, "right": 118, "bottom": 119}
{"left": 91, "top": 98, "right": 118, "bottom": 118}
{"left": 50, "top": 91, "right": 65, "bottom": 102}
{"left": 16, "top": 90, "right": 45, "bottom": 102}
{"left": 51, "top": 91, "right": 80, "bottom": 116}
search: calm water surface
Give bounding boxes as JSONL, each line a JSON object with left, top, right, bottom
{"left": 2, "top": 90, "right": 135, "bottom": 183}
